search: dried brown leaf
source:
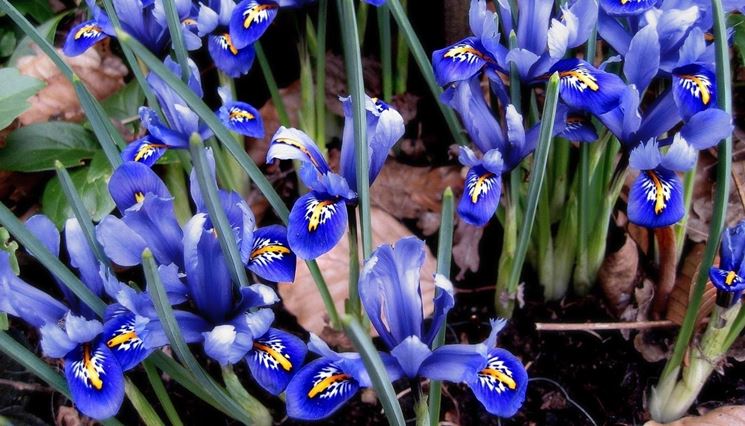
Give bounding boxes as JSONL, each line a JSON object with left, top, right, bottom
{"left": 17, "top": 45, "right": 127, "bottom": 125}
{"left": 452, "top": 220, "right": 483, "bottom": 280}
{"left": 644, "top": 405, "right": 745, "bottom": 426}
{"left": 599, "top": 234, "right": 640, "bottom": 315}
{"left": 279, "top": 208, "right": 437, "bottom": 335}
{"left": 666, "top": 243, "right": 717, "bottom": 327}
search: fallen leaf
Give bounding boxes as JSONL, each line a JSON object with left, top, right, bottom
{"left": 16, "top": 44, "right": 127, "bottom": 125}
{"left": 599, "top": 234, "right": 640, "bottom": 316}
{"left": 644, "top": 405, "right": 745, "bottom": 426}
{"left": 279, "top": 207, "right": 437, "bottom": 335}
{"left": 666, "top": 243, "right": 717, "bottom": 327}
{"left": 452, "top": 220, "right": 483, "bottom": 280}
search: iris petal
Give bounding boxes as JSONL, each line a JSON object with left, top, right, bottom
{"left": 599, "top": 0, "right": 656, "bottom": 16}
{"left": 218, "top": 101, "right": 265, "bottom": 137}
{"left": 247, "top": 225, "right": 296, "bottom": 282}
{"left": 467, "top": 348, "right": 528, "bottom": 418}
{"left": 287, "top": 192, "right": 347, "bottom": 260}
{"left": 102, "top": 307, "right": 150, "bottom": 371}
{"left": 549, "top": 58, "right": 626, "bottom": 116}
{"left": 457, "top": 165, "right": 503, "bottom": 227}
{"left": 432, "top": 37, "right": 490, "bottom": 86}
{"left": 121, "top": 136, "right": 168, "bottom": 167}
{"left": 229, "top": 0, "right": 280, "bottom": 49}
{"left": 208, "top": 33, "right": 256, "bottom": 78}
{"left": 247, "top": 327, "right": 307, "bottom": 395}
{"left": 63, "top": 20, "right": 109, "bottom": 57}
{"left": 267, "top": 127, "right": 331, "bottom": 174}
{"left": 709, "top": 267, "right": 745, "bottom": 293}
{"left": 627, "top": 168, "right": 685, "bottom": 228}
{"left": 672, "top": 64, "right": 717, "bottom": 120}
{"left": 285, "top": 358, "right": 359, "bottom": 420}
{"left": 109, "top": 161, "right": 171, "bottom": 213}
{"left": 64, "top": 341, "right": 125, "bottom": 420}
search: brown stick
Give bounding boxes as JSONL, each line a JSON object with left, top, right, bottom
{"left": 652, "top": 226, "right": 677, "bottom": 319}
{"left": 535, "top": 320, "right": 676, "bottom": 331}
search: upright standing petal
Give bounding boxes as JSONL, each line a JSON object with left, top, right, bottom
{"left": 96, "top": 216, "right": 148, "bottom": 267}
{"left": 287, "top": 192, "right": 347, "bottom": 260}
{"left": 441, "top": 77, "right": 504, "bottom": 154}
{"left": 64, "top": 341, "right": 125, "bottom": 420}
{"left": 229, "top": 0, "right": 280, "bottom": 49}
{"left": 623, "top": 24, "right": 660, "bottom": 94}
{"left": 246, "top": 328, "right": 307, "bottom": 395}
{"left": 285, "top": 358, "right": 360, "bottom": 420}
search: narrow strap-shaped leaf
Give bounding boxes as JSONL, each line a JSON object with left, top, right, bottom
{"left": 221, "top": 366, "right": 272, "bottom": 426}
{"left": 142, "top": 361, "right": 184, "bottom": 426}
{"left": 0, "top": 201, "right": 106, "bottom": 315}
{"left": 0, "top": 0, "right": 123, "bottom": 167}
{"left": 55, "top": 161, "right": 112, "bottom": 268}
{"left": 377, "top": 5, "right": 392, "bottom": 101}
{"left": 427, "top": 187, "right": 454, "bottom": 426}
{"left": 662, "top": 0, "right": 733, "bottom": 378}
{"left": 315, "top": 0, "right": 329, "bottom": 144}
{"left": 161, "top": 0, "right": 191, "bottom": 82}
{"left": 342, "top": 315, "right": 406, "bottom": 426}
{"left": 255, "top": 42, "right": 290, "bottom": 127}
{"left": 506, "top": 73, "right": 560, "bottom": 297}
{"left": 142, "top": 250, "right": 261, "bottom": 424}
{"left": 189, "top": 136, "right": 250, "bottom": 288}
{"left": 125, "top": 378, "right": 167, "bottom": 426}
{"left": 386, "top": 0, "right": 467, "bottom": 147}
{"left": 337, "top": 0, "right": 372, "bottom": 258}
{"left": 119, "top": 31, "right": 339, "bottom": 329}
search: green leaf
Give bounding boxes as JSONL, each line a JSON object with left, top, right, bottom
{"left": 12, "top": 0, "right": 52, "bottom": 23}
{"left": 0, "top": 30, "right": 16, "bottom": 57}
{"left": 102, "top": 79, "right": 145, "bottom": 121}
{"left": 42, "top": 165, "right": 115, "bottom": 229}
{"left": 0, "top": 67, "right": 44, "bottom": 130}
{"left": 8, "top": 11, "right": 68, "bottom": 65}
{"left": 0, "top": 122, "right": 99, "bottom": 171}
{"left": 728, "top": 14, "right": 745, "bottom": 66}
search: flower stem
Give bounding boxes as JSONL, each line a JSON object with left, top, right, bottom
{"left": 378, "top": 4, "right": 393, "bottom": 101}
{"left": 346, "top": 206, "right": 361, "bottom": 319}
{"left": 255, "top": 41, "right": 291, "bottom": 127}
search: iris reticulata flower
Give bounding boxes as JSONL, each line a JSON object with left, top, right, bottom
{"left": 198, "top": 0, "right": 256, "bottom": 77}
{"left": 709, "top": 220, "right": 745, "bottom": 307}
{"left": 266, "top": 95, "right": 404, "bottom": 259}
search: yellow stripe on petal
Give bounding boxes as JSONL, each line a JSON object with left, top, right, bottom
{"left": 481, "top": 367, "right": 517, "bottom": 390}
{"left": 253, "top": 342, "right": 292, "bottom": 371}
{"left": 307, "top": 373, "right": 350, "bottom": 398}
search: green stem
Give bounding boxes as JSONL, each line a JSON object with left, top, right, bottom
{"left": 658, "top": 0, "right": 732, "bottom": 380}
{"left": 499, "top": 73, "right": 560, "bottom": 316}
{"left": 160, "top": 0, "right": 191, "bottom": 82}
{"left": 356, "top": 0, "right": 369, "bottom": 48}
{"left": 342, "top": 316, "right": 406, "bottom": 426}
{"left": 255, "top": 42, "right": 291, "bottom": 127}
{"left": 427, "top": 187, "right": 454, "bottom": 426}
{"left": 346, "top": 206, "right": 361, "bottom": 319}
{"left": 574, "top": 143, "right": 591, "bottom": 293}
{"left": 164, "top": 162, "right": 192, "bottom": 225}
{"left": 337, "top": 0, "right": 373, "bottom": 258}
{"left": 394, "top": 0, "right": 409, "bottom": 94}
{"left": 675, "top": 164, "right": 697, "bottom": 261}
{"left": 189, "top": 136, "right": 250, "bottom": 289}
{"left": 221, "top": 366, "right": 272, "bottom": 426}
{"left": 143, "top": 361, "right": 183, "bottom": 426}
{"left": 125, "top": 379, "right": 167, "bottom": 426}
{"left": 378, "top": 5, "right": 393, "bottom": 100}
{"left": 387, "top": 0, "right": 467, "bottom": 146}
{"left": 315, "top": 0, "right": 328, "bottom": 147}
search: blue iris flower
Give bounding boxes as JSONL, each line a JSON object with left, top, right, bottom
{"left": 0, "top": 216, "right": 156, "bottom": 419}
{"left": 63, "top": 0, "right": 169, "bottom": 57}
{"left": 285, "top": 237, "right": 527, "bottom": 420}
{"left": 709, "top": 220, "right": 745, "bottom": 307}
{"left": 122, "top": 56, "right": 212, "bottom": 166}
{"left": 440, "top": 76, "right": 568, "bottom": 226}
{"left": 266, "top": 94, "right": 404, "bottom": 259}
{"left": 217, "top": 86, "right": 265, "bottom": 138}
{"left": 433, "top": 0, "right": 625, "bottom": 117}
{"left": 197, "top": 0, "right": 257, "bottom": 77}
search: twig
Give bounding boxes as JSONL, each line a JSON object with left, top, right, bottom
{"left": 0, "top": 378, "right": 55, "bottom": 393}
{"left": 535, "top": 320, "right": 676, "bottom": 331}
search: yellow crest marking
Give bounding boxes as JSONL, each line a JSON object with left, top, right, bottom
{"left": 75, "top": 24, "right": 102, "bottom": 40}
{"left": 274, "top": 138, "right": 321, "bottom": 169}
{"left": 107, "top": 331, "right": 137, "bottom": 348}
{"left": 83, "top": 345, "right": 104, "bottom": 390}
{"left": 560, "top": 70, "right": 600, "bottom": 91}
{"left": 230, "top": 109, "right": 255, "bottom": 121}
{"left": 679, "top": 74, "right": 711, "bottom": 105}
{"left": 726, "top": 270, "right": 738, "bottom": 286}
{"left": 481, "top": 368, "right": 517, "bottom": 390}
{"left": 243, "top": 4, "right": 277, "bottom": 28}
{"left": 471, "top": 172, "right": 495, "bottom": 203}
{"left": 307, "top": 373, "right": 350, "bottom": 398}
{"left": 444, "top": 44, "right": 485, "bottom": 60}
{"left": 647, "top": 171, "right": 666, "bottom": 215}
{"left": 134, "top": 192, "right": 145, "bottom": 204}
{"left": 222, "top": 33, "right": 239, "bottom": 55}
{"left": 251, "top": 244, "right": 290, "bottom": 259}
{"left": 253, "top": 342, "right": 293, "bottom": 371}
{"left": 308, "top": 200, "right": 334, "bottom": 232}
